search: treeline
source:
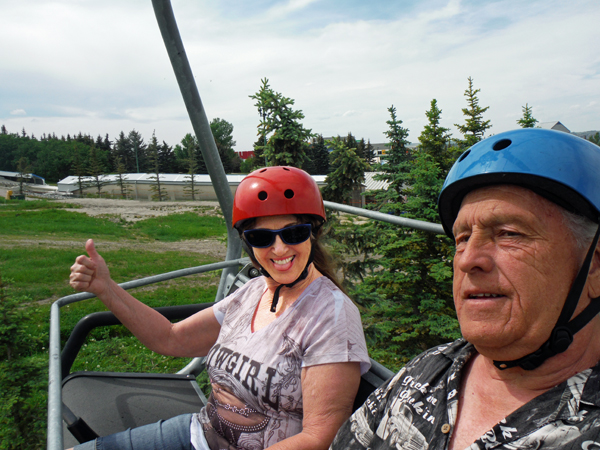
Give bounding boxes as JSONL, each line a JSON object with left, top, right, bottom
{"left": 0, "top": 118, "right": 241, "bottom": 184}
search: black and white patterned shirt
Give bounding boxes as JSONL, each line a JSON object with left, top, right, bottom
{"left": 331, "top": 339, "right": 600, "bottom": 450}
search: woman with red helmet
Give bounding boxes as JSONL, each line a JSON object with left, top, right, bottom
{"left": 69, "top": 166, "right": 370, "bottom": 450}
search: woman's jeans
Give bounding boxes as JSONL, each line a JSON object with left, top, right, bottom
{"left": 74, "top": 414, "right": 193, "bottom": 450}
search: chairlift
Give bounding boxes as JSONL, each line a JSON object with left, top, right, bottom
{"left": 46, "top": 1, "right": 443, "bottom": 448}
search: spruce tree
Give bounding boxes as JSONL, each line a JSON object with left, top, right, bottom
{"left": 88, "top": 144, "right": 109, "bottom": 196}
{"left": 181, "top": 134, "right": 200, "bottom": 200}
{"left": 334, "top": 103, "right": 460, "bottom": 369}
{"left": 303, "top": 135, "right": 330, "bottom": 175}
{"left": 249, "top": 78, "right": 312, "bottom": 167}
{"left": 455, "top": 76, "right": 492, "bottom": 148}
{"left": 372, "top": 105, "right": 411, "bottom": 213}
{"left": 419, "top": 99, "right": 455, "bottom": 173}
{"left": 113, "top": 131, "right": 135, "bottom": 173}
{"left": 128, "top": 130, "right": 146, "bottom": 173}
{"left": 147, "top": 132, "right": 168, "bottom": 201}
{"left": 71, "top": 144, "right": 90, "bottom": 197}
{"left": 517, "top": 103, "right": 538, "bottom": 128}
{"left": 364, "top": 139, "right": 376, "bottom": 167}
{"left": 321, "top": 136, "right": 368, "bottom": 205}
{"left": 114, "top": 155, "right": 132, "bottom": 199}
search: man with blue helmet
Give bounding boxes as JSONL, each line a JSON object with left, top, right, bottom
{"left": 331, "top": 129, "right": 600, "bottom": 450}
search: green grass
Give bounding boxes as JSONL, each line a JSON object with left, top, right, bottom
{"left": 0, "top": 209, "right": 135, "bottom": 239}
{"left": 132, "top": 212, "right": 226, "bottom": 241}
{"left": 0, "top": 198, "right": 80, "bottom": 210}
{"left": 0, "top": 204, "right": 227, "bottom": 242}
{"left": 0, "top": 246, "right": 219, "bottom": 301}
{"left": 0, "top": 199, "right": 231, "bottom": 447}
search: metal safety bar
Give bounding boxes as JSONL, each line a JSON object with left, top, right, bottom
{"left": 47, "top": 258, "right": 249, "bottom": 450}
{"left": 324, "top": 201, "right": 446, "bottom": 234}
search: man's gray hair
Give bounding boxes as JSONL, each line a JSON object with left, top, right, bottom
{"left": 560, "top": 208, "right": 598, "bottom": 251}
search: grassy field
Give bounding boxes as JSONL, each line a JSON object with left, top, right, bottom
{"left": 0, "top": 197, "right": 230, "bottom": 449}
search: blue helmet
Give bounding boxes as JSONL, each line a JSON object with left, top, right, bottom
{"left": 438, "top": 128, "right": 600, "bottom": 239}
{"left": 438, "top": 128, "right": 600, "bottom": 371}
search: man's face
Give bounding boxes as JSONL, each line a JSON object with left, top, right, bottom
{"left": 452, "top": 185, "right": 583, "bottom": 360}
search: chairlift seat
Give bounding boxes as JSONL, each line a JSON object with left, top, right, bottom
{"left": 62, "top": 371, "right": 206, "bottom": 448}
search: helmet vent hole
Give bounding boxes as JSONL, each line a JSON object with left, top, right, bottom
{"left": 258, "top": 191, "right": 268, "bottom": 201}
{"left": 284, "top": 189, "right": 295, "bottom": 199}
{"left": 493, "top": 139, "right": 512, "bottom": 151}
{"left": 458, "top": 150, "right": 471, "bottom": 162}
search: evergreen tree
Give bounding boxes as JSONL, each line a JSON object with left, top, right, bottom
{"left": 147, "top": 132, "right": 168, "bottom": 201}
{"left": 588, "top": 132, "right": 600, "bottom": 147}
{"left": 343, "top": 133, "right": 358, "bottom": 156}
{"left": 113, "top": 131, "right": 135, "bottom": 173}
{"left": 71, "top": 144, "right": 90, "bottom": 197}
{"left": 15, "top": 157, "right": 32, "bottom": 196}
{"left": 372, "top": 105, "right": 411, "bottom": 210}
{"left": 332, "top": 103, "right": 460, "bottom": 369}
{"left": 128, "top": 130, "right": 146, "bottom": 173}
{"left": 364, "top": 139, "right": 376, "bottom": 167}
{"left": 181, "top": 135, "right": 200, "bottom": 200}
{"left": 88, "top": 144, "right": 109, "bottom": 196}
{"left": 355, "top": 138, "right": 366, "bottom": 162}
{"left": 418, "top": 99, "right": 456, "bottom": 174}
{"left": 175, "top": 133, "right": 206, "bottom": 175}
{"left": 321, "top": 136, "right": 368, "bottom": 205}
{"left": 249, "top": 78, "right": 312, "bottom": 167}
{"left": 517, "top": 103, "right": 538, "bottom": 128}
{"left": 114, "top": 155, "right": 132, "bottom": 199}
{"left": 210, "top": 118, "right": 237, "bottom": 173}
{"left": 303, "top": 135, "right": 330, "bottom": 175}
{"left": 455, "top": 76, "right": 492, "bottom": 148}
{"left": 159, "top": 140, "right": 177, "bottom": 173}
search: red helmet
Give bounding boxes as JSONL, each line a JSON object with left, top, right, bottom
{"left": 232, "top": 166, "right": 326, "bottom": 228}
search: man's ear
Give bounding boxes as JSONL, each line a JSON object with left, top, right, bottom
{"left": 587, "top": 243, "right": 600, "bottom": 299}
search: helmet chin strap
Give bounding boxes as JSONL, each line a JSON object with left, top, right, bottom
{"left": 493, "top": 222, "right": 600, "bottom": 371}
{"left": 260, "top": 249, "right": 315, "bottom": 313}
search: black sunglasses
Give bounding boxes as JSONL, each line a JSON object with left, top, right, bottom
{"left": 243, "top": 224, "right": 312, "bottom": 248}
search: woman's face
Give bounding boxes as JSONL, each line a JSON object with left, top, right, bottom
{"left": 249, "top": 215, "right": 312, "bottom": 285}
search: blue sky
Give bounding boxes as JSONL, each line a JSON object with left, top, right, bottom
{"left": 1, "top": 0, "right": 598, "bottom": 152}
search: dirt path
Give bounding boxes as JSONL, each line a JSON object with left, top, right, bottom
{"left": 1, "top": 195, "right": 228, "bottom": 258}
{"left": 54, "top": 197, "right": 223, "bottom": 222}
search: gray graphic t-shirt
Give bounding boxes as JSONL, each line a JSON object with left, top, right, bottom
{"left": 331, "top": 339, "right": 600, "bottom": 450}
{"left": 190, "top": 276, "right": 370, "bottom": 450}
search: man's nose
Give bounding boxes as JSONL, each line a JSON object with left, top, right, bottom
{"left": 455, "top": 234, "right": 495, "bottom": 274}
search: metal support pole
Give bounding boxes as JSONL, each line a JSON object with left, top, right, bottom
{"left": 151, "top": 0, "right": 242, "bottom": 300}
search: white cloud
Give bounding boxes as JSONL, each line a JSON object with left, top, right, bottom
{"left": 10, "top": 109, "right": 27, "bottom": 116}
{"left": 0, "top": 0, "right": 598, "bottom": 151}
